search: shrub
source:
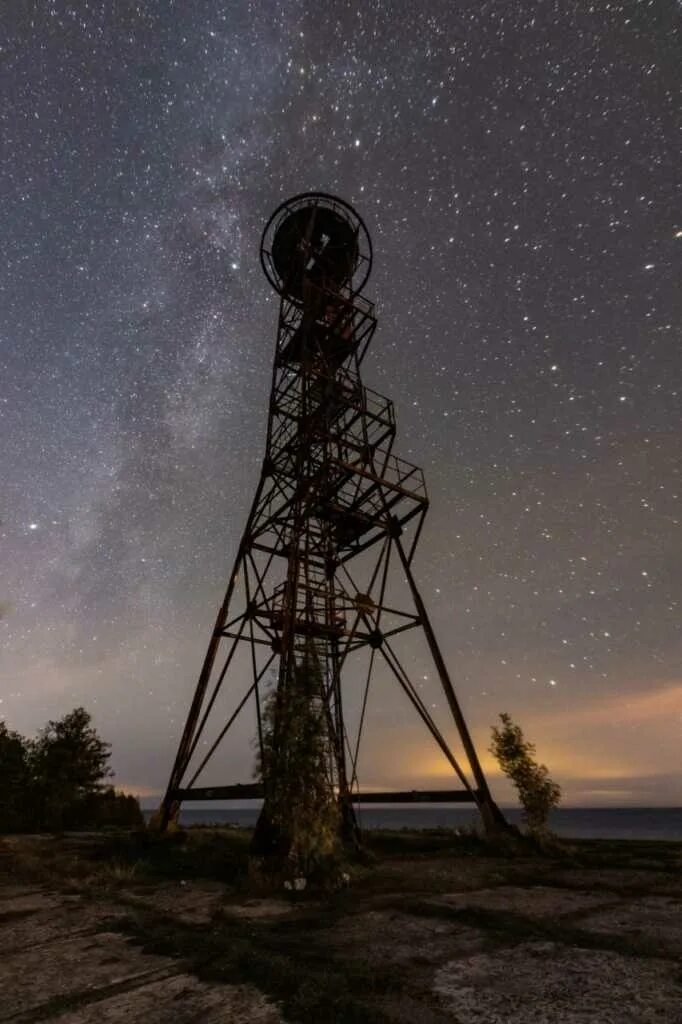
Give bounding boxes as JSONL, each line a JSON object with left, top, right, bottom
{"left": 490, "top": 712, "right": 561, "bottom": 834}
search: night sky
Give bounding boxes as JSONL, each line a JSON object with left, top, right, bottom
{"left": 2, "top": 2, "right": 680, "bottom": 807}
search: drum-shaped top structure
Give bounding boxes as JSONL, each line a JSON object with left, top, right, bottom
{"left": 260, "top": 192, "right": 372, "bottom": 304}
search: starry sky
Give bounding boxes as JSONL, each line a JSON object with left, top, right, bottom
{"left": 2, "top": 1, "right": 680, "bottom": 808}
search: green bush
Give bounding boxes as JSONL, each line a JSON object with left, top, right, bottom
{"left": 490, "top": 712, "right": 561, "bottom": 834}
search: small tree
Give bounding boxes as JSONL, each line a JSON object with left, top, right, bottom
{"left": 30, "top": 707, "right": 113, "bottom": 830}
{"left": 490, "top": 713, "right": 561, "bottom": 834}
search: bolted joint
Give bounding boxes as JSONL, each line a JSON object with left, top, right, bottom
{"left": 368, "top": 629, "right": 383, "bottom": 650}
{"left": 388, "top": 516, "right": 403, "bottom": 539}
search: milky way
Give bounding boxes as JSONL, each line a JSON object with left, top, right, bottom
{"left": 2, "top": 2, "right": 680, "bottom": 805}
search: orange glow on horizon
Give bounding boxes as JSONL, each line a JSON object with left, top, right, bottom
{"left": 359, "top": 679, "right": 682, "bottom": 803}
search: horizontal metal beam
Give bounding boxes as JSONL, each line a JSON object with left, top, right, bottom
{"left": 176, "top": 784, "right": 479, "bottom": 804}
{"left": 178, "top": 783, "right": 263, "bottom": 800}
{"left": 349, "top": 789, "right": 479, "bottom": 804}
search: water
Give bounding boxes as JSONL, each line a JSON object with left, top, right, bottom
{"left": 145, "top": 805, "right": 682, "bottom": 842}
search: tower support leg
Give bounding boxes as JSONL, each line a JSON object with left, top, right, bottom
{"left": 393, "top": 532, "right": 512, "bottom": 838}
{"left": 157, "top": 478, "right": 266, "bottom": 831}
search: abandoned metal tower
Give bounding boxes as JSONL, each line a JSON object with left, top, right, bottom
{"left": 159, "top": 192, "right": 507, "bottom": 838}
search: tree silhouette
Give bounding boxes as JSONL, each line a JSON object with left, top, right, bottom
{"left": 490, "top": 712, "right": 561, "bottom": 834}
{"left": 30, "top": 707, "right": 113, "bottom": 829}
{"left": 0, "top": 707, "right": 142, "bottom": 833}
{"left": 0, "top": 723, "right": 31, "bottom": 832}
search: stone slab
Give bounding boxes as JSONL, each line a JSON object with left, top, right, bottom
{"left": 434, "top": 941, "right": 682, "bottom": 1023}
{"left": 0, "top": 891, "right": 128, "bottom": 956}
{"left": 432, "top": 885, "right": 611, "bottom": 920}
{"left": 550, "top": 867, "right": 682, "bottom": 896}
{"left": 120, "top": 881, "right": 228, "bottom": 925}
{"left": 329, "top": 908, "right": 487, "bottom": 967}
{"left": 0, "top": 931, "right": 175, "bottom": 1018}
{"left": 580, "top": 894, "right": 682, "bottom": 957}
{"left": 221, "top": 898, "right": 297, "bottom": 920}
{"left": 50, "top": 973, "right": 283, "bottom": 1024}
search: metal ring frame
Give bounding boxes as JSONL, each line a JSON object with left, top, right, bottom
{"left": 260, "top": 191, "right": 373, "bottom": 301}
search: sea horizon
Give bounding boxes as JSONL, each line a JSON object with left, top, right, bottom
{"left": 141, "top": 804, "right": 682, "bottom": 842}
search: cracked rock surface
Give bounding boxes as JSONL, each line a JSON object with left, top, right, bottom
{"left": 435, "top": 942, "right": 682, "bottom": 1024}
{"left": 2, "top": 831, "right": 681, "bottom": 1023}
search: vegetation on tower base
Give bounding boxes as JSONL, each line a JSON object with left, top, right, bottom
{"left": 0, "top": 708, "right": 144, "bottom": 833}
{"left": 251, "top": 644, "right": 350, "bottom": 889}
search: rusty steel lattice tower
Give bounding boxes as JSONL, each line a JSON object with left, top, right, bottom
{"left": 159, "top": 193, "right": 508, "bottom": 838}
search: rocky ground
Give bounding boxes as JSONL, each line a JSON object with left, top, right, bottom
{"left": 1, "top": 828, "right": 681, "bottom": 1023}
